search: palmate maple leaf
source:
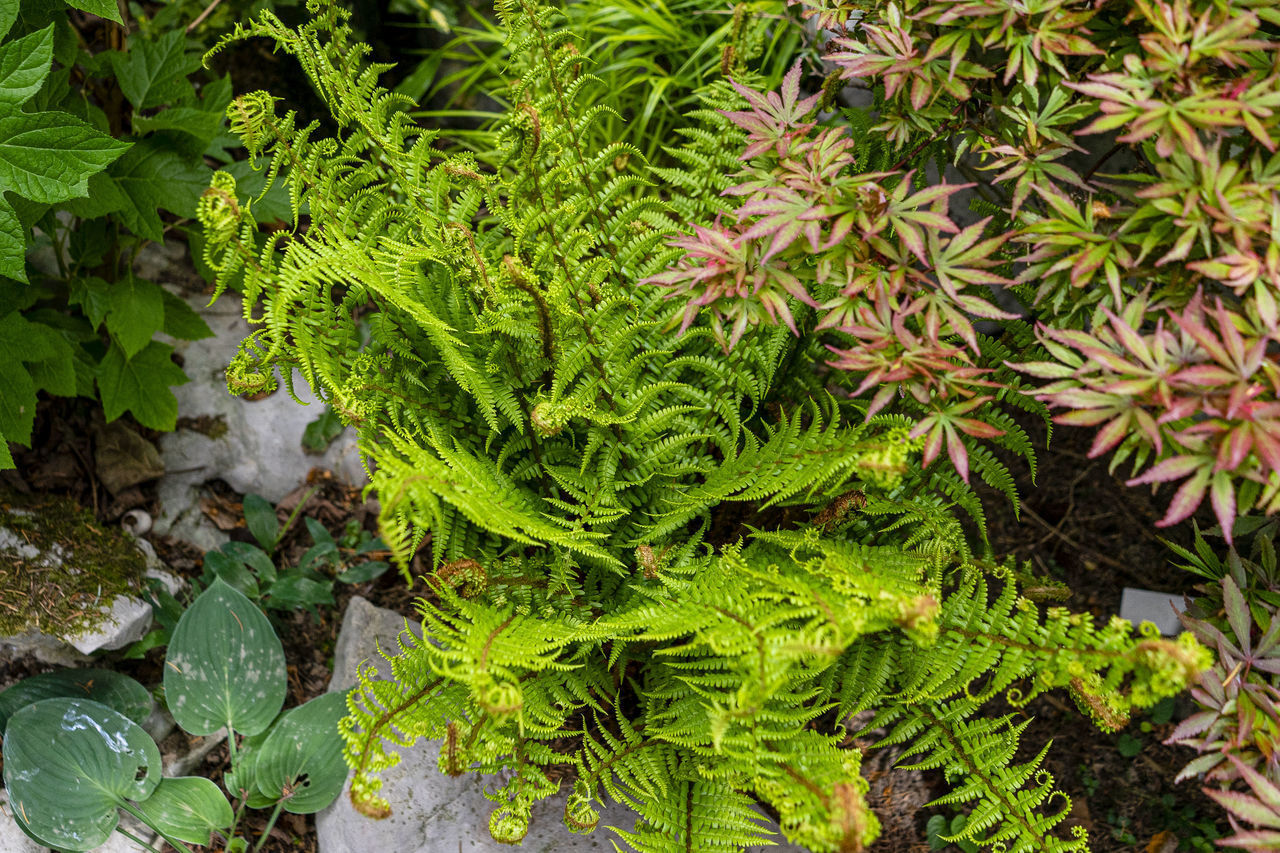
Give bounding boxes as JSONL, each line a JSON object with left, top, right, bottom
{"left": 720, "top": 63, "right": 821, "bottom": 159}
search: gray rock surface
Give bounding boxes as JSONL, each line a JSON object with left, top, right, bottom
{"left": 1120, "top": 587, "right": 1187, "bottom": 636}
{"left": 152, "top": 285, "right": 367, "bottom": 551}
{"left": 317, "top": 597, "right": 811, "bottom": 853}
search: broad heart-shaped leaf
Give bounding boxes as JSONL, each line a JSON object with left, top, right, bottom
{"left": 63, "top": 0, "right": 124, "bottom": 24}
{"left": 106, "top": 275, "right": 164, "bottom": 358}
{"left": 106, "top": 138, "right": 209, "bottom": 241}
{"left": 97, "top": 340, "right": 188, "bottom": 431}
{"left": 253, "top": 691, "right": 352, "bottom": 814}
{"left": 0, "top": 191, "right": 23, "bottom": 280}
{"left": 0, "top": 25, "right": 53, "bottom": 108}
{"left": 2, "top": 698, "right": 161, "bottom": 851}
{"left": 132, "top": 776, "right": 232, "bottom": 845}
{"left": 164, "top": 578, "right": 287, "bottom": 737}
{"left": 0, "top": 109, "right": 129, "bottom": 204}
{"left": 0, "top": 668, "right": 151, "bottom": 732}
{"left": 106, "top": 30, "right": 197, "bottom": 111}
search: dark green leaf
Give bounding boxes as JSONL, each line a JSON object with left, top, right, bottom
{"left": 69, "top": 276, "right": 112, "bottom": 328}
{"left": 164, "top": 578, "right": 287, "bottom": 737}
{"left": 0, "top": 25, "right": 54, "bottom": 108}
{"left": 61, "top": 170, "right": 128, "bottom": 219}
{"left": 106, "top": 31, "right": 197, "bottom": 110}
{"left": 202, "top": 549, "right": 260, "bottom": 598}
{"left": 105, "top": 138, "right": 210, "bottom": 241}
{"left": 64, "top": 0, "right": 124, "bottom": 24}
{"left": 106, "top": 274, "right": 164, "bottom": 358}
{"left": 302, "top": 407, "right": 343, "bottom": 453}
{"left": 96, "top": 340, "right": 187, "bottom": 430}
{"left": 0, "top": 191, "right": 24, "bottom": 280}
{"left": 158, "top": 288, "right": 212, "bottom": 340}
{"left": 0, "top": 109, "right": 129, "bottom": 204}
{"left": 132, "top": 106, "right": 222, "bottom": 143}
{"left": 220, "top": 541, "right": 277, "bottom": 585}
{"left": 0, "top": 0, "right": 17, "bottom": 40}
{"left": 2, "top": 698, "right": 161, "bottom": 850}
{"left": 132, "top": 776, "right": 232, "bottom": 845}
{"left": 336, "top": 560, "right": 389, "bottom": 584}
{"left": 265, "top": 574, "right": 334, "bottom": 610}
{"left": 0, "top": 669, "right": 151, "bottom": 732}
{"left": 253, "top": 691, "right": 351, "bottom": 813}
{"left": 243, "top": 493, "right": 279, "bottom": 551}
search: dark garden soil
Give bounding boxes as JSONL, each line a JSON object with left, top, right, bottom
{"left": 1, "top": 391, "right": 1232, "bottom": 853}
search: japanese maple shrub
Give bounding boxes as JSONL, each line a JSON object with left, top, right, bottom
{"left": 662, "top": 0, "right": 1280, "bottom": 539}
{"left": 196, "top": 0, "right": 1210, "bottom": 850}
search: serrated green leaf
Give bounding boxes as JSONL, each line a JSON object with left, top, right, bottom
{"left": 0, "top": 0, "right": 16, "bottom": 40}
{"left": 0, "top": 25, "right": 53, "bottom": 108}
{"left": 0, "top": 669, "right": 151, "bottom": 732}
{"left": 0, "top": 190, "right": 25, "bottom": 280}
{"left": 96, "top": 340, "right": 187, "bottom": 430}
{"left": 69, "top": 276, "right": 111, "bottom": 328}
{"left": 24, "top": 322, "right": 76, "bottom": 396}
{"left": 0, "top": 109, "right": 129, "bottom": 204}
{"left": 132, "top": 777, "right": 233, "bottom": 845}
{"left": 106, "top": 275, "right": 164, "bottom": 358}
{"left": 61, "top": 170, "right": 128, "bottom": 219}
{"left": 2, "top": 698, "right": 161, "bottom": 851}
{"left": 106, "top": 30, "right": 197, "bottom": 111}
{"left": 254, "top": 691, "right": 351, "bottom": 813}
{"left": 164, "top": 578, "right": 287, "bottom": 737}
{"left": 64, "top": 0, "right": 124, "bottom": 24}
{"left": 159, "top": 288, "right": 212, "bottom": 340}
{"left": 132, "top": 106, "right": 222, "bottom": 143}
{"left": 0, "top": 313, "right": 37, "bottom": 445}
{"left": 106, "top": 138, "right": 209, "bottom": 241}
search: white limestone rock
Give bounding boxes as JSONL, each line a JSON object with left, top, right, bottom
{"left": 317, "top": 597, "right": 812, "bottom": 853}
{"left": 152, "top": 286, "right": 367, "bottom": 551}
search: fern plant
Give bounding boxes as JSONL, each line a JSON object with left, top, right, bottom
{"left": 198, "top": 2, "right": 1210, "bottom": 850}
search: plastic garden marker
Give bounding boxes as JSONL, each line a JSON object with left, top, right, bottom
{"left": 2, "top": 698, "right": 162, "bottom": 850}
{"left": 0, "top": 668, "right": 151, "bottom": 731}
{"left": 164, "top": 577, "right": 287, "bottom": 738}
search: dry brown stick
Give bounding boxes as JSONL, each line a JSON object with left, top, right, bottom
{"left": 187, "top": 0, "right": 226, "bottom": 33}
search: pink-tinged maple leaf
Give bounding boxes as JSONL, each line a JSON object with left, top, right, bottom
{"left": 721, "top": 63, "right": 820, "bottom": 160}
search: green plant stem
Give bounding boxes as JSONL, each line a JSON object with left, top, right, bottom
{"left": 113, "top": 824, "right": 164, "bottom": 853}
{"left": 252, "top": 800, "right": 287, "bottom": 853}
{"left": 117, "top": 799, "right": 193, "bottom": 853}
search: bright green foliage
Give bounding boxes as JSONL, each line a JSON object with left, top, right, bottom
{"left": 197, "top": 2, "right": 1212, "bottom": 850}
{"left": 0, "top": 0, "right": 247, "bottom": 465}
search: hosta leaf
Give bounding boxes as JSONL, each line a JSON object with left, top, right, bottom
{"left": 97, "top": 340, "right": 188, "bottom": 431}
{"left": 2, "top": 698, "right": 161, "bottom": 851}
{"left": 164, "top": 577, "right": 287, "bottom": 737}
{"left": 253, "top": 691, "right": 351, "bottom": 813}
{"left": 132, "top": 776, "right": 233, "bottom": 845}
{"left": 0, "top": 109, "right": 129, "bottom": 204}
{"left": 0, "top": 669, "right": 151, "bottom": 732}
{"left": 0, "top": 25, "right": 53, "bottom": 108}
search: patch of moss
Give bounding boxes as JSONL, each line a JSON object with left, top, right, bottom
{"left": 0, "top": 491, "right": 145, "bottom": 637}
